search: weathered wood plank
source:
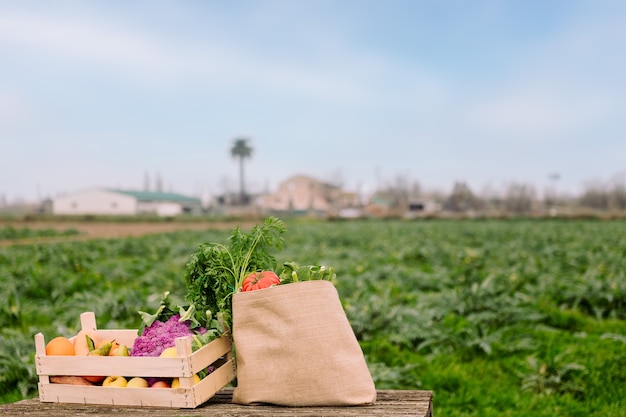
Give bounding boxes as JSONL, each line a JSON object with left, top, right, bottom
{"left": 4, "top": 388, "right": 433, "bottom": 417}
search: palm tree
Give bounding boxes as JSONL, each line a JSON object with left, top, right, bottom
{"left": 230, "top": 137, "right": 253, "bottom": 204}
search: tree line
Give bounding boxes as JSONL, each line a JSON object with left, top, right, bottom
{"left": 369, "top": 176, "right": 626, "bottom": 217}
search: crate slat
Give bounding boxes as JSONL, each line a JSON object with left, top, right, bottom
{"left": 87, "top": 329, "right": 138, "bottom": 347}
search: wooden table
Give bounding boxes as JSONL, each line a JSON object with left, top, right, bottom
{"left": 4, "top": 388, "right": 434, "bottom": 416}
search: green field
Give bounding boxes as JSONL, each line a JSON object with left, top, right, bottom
{"left": 1, "top": 219, "right": 625, "bottom": 416}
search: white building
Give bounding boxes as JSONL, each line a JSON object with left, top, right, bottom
{"left": 52, "top": 189, "right": 202, "bottom": 216}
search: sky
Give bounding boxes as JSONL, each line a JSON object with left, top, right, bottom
{"left": 1, "top": 0, "right": 625, "bottom": 203}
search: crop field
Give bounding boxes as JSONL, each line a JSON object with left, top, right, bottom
{"left": 1, "top": 218, "right": 625, "bottom": 416}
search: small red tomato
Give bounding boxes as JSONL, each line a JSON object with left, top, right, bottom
{"left": 241, "top": 271, "right": 280, "bottom": 292}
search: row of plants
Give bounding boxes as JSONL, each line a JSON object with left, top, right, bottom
{"left": 0, "top": 226, "right": 80, "bottom": 240}
{"left": 1, "top": 219, "right": 625, "bottom": 416}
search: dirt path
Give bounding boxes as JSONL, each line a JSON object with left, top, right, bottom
{"left": 0, "top": 221, "right": 257, "bottom": 247}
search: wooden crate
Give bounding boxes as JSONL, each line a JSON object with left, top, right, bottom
{"left": 34, "top": 312, "right": 235, "bottom": 408}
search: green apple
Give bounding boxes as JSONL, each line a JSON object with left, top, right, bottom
{"left": 102, "top": 376, "right": 127, "bottom": 387}
{"left": 126, "top": 377, "right": 149, "bottom": 388}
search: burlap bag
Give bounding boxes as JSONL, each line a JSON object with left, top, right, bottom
{"left": 232, "top": 280, "right": 376, "bottom": 406}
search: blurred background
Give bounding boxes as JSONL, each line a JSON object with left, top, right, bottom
{"left": 1, "top": 0, "right": 625, "bottom": 217}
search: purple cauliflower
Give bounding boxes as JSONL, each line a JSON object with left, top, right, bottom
{"left": 131, "top": 314, "right": 196, "bottom": 357}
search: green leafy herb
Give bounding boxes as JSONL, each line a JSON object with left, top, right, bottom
{"left": 183, "top": 217, "right": 287, "bottom": 333}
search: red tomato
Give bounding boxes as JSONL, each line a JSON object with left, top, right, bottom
{"left": 241, "top": 271, "right": 280, "bottom": 292}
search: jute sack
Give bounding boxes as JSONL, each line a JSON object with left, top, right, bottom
{"left": 232, "top": 279, "right": 376, "bottom": 406}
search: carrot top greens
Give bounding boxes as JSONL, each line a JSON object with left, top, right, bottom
{"left": 183, "top": 217, "right": 286, "bottom": 333}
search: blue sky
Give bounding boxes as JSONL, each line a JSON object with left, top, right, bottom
{"left": 1, "top": 0, "right": 625, "bottom": 203}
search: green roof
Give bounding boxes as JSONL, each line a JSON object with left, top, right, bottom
{"left": 112, "top": 190, "right": 201, "bottom": 203}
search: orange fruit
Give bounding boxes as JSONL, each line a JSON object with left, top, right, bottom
{"left": 46, "top": 336, "right": 75, "bottom": 356}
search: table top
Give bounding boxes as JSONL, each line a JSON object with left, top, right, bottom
{"left": 5, "top": 388, "right": 434, "bottom": 417}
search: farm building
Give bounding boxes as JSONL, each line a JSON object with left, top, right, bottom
{"left": 257, "top": 175, "right": 343, "bottom": 216}
{"left": 52, "top": 189, "right": 202, "bottom": 216}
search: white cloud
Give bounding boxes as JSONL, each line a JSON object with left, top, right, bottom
{"left": 0, "top": 4, "right": 457, "bottom": 109}
{"left": 0, "top": 8, "right": 374, "bottom": 103}
{"left": 0, "top": 11, "right": 183, "bottom": 80}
